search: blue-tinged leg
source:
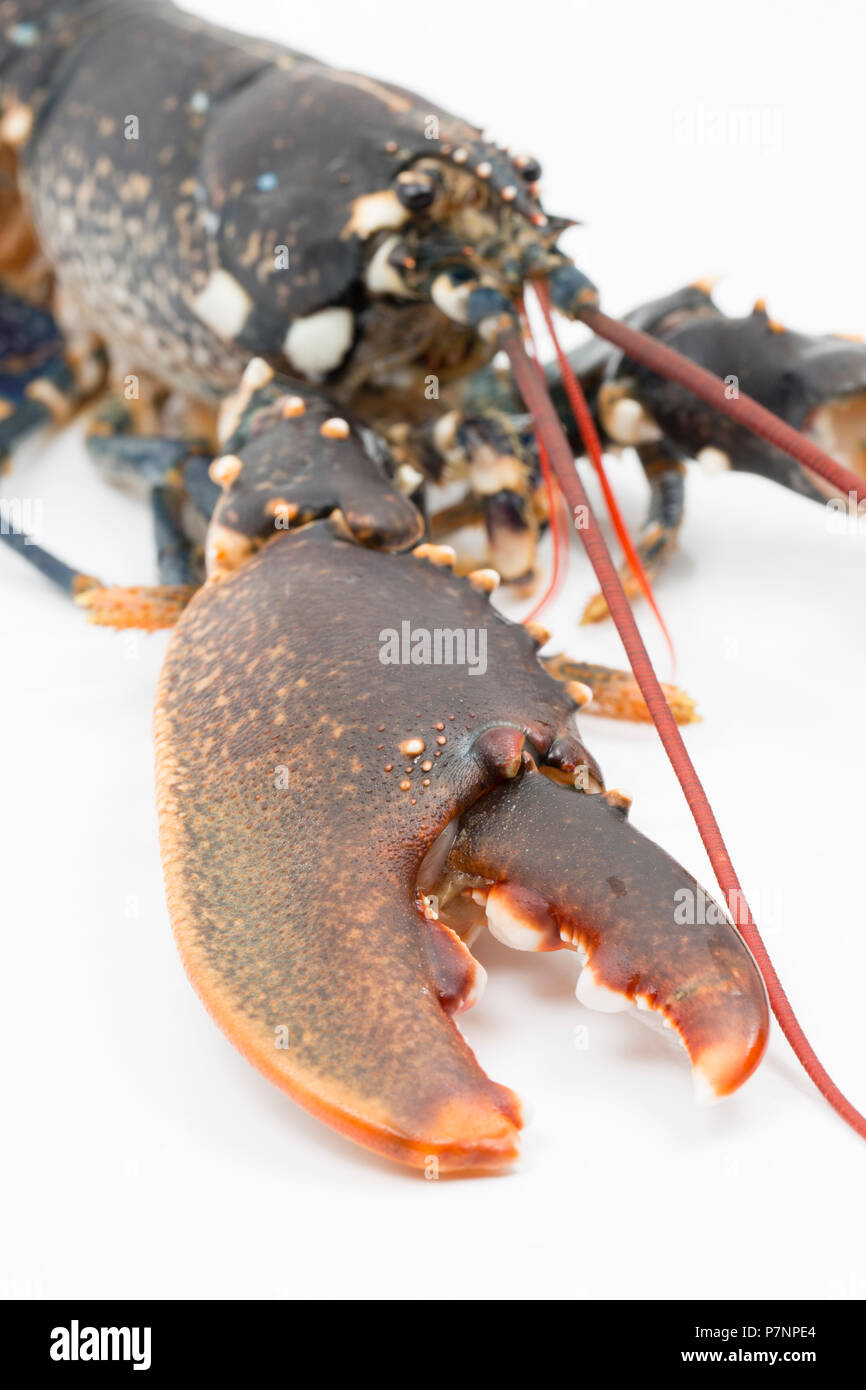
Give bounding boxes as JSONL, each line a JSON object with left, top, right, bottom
{"left": 582, "top": 441, "right": 686, "bottom": 624}
{"left": 0, "top": 286, "right": 92, "bottom": 466}
{"left": 0, "top": 525, "right": 100, "bottom": 597}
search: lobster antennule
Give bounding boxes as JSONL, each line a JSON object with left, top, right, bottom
{"left": 500, "top": 325, "right": 866, "bottom": 1143}
{"left": 576, "top": 305, "right": 866, "bottom": 505}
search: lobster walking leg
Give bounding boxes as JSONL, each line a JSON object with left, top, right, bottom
{"left": 0, "top": 527, "right": 101, "bottom": 598}
{"left": 151, "top": 485, "right": 199, "bottom": 588}
{"left": 0, "top": 284, "right": 88, "bottom": 466}
{"left": 0, "top": 513, "right": 197, "bottom": 628}
{"left": 542, "top": 655, "right": 698, "bottom": 725}
{"left": 582, "top": 443, "right": 686, "bottom": 623}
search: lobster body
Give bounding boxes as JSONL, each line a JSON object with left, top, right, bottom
{"left": 2, "top": 3, "right": 859, "bottom": 1169}
{"left": 1, "top": 0, "right": 535, "bottom": 413}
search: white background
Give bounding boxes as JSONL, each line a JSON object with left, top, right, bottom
{"left": 2, "top": 0, "right": 866, "bottom": 1301}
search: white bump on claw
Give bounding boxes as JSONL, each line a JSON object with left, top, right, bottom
{"left": 456, "top": 960, "right": 488, "bottom": 1013}
{"left": 484, "top": 883, "right": 559, "bottom": 952}
{"left": 468, "top": 568, "right": 500, "bottom": 594}
{"left": 208, "top": 453, "right": 243, "bottom": 488}
{"left": 565, "top": 680, "right": 593, "bottom": 709}
{"left": 575, "top": 964, "right": 634, "bottom": 1012}
{"left": 633, "top": 996, "right": 681, "bottom": 1044}
{"left": 320, "top": 417, "right": 351, "bottom": 440}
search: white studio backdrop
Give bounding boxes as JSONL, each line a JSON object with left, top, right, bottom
{"left": 1, "top": 0, "right": 865, "bottom": 1300}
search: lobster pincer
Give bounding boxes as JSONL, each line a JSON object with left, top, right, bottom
{"left": 155, "top": 517, "right": 767, "bottom": 1171}
{"left": 564, "top": 282, "right": 866, "bottom": 618}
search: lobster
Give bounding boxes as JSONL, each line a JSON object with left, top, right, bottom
{"left": 1, "top": 0, "right": 864, "bottom": 1170}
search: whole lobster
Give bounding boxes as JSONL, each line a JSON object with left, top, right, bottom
{"left": 1, "top": 0, "right": 864, "bottom": 1170}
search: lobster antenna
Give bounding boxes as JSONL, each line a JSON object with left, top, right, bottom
{"left": 501, "top": 323, "right": 866, "bottom": 1142}
{"left": 517, "top": 308, "right": 568, "bottom": 623}
{"left": 578, "top": 306, "right": 866, "bottom": 504}
{"left": 534, "top": 285, "right": 676, "bottom": 672}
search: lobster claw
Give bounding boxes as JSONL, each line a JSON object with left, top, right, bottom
{"left": 444, "top": 770, "right": 769, "bottom": 1104}
{"left": 155, "top": 522, "right": 767, "bottom": 1172}
{"left": 207, "top": 361, "right": 424, "bottom": 578}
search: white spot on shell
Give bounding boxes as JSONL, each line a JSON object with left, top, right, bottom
{"left": 365, "top": 235, "right": 407, "bottom": 297}
{"left": 0, "top": 102, "right": 33, "bottom": 147}
{"left": 342, "top": 189, "right": 409, "bottom": 239}
{"left": 604, "top": 396, "right": 662, "bottom": 446}
{"left": 191, "top": 269, "right": 253, "bottom": 339}
{"left": 431, "top": 273, "right": 472, "bottom": 324}
{"left": 242, "top": 357, "right": 273, "bottom": 390}
{"left": 283, "top": 307, "right": 354, "bottom": 378}
{"left": 320, "top": 417, "right": 350, "bottom": 440}
{"left": 697, "top": 446, "right": 732, "bottom": 475}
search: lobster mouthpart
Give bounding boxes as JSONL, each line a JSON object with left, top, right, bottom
{"left": 155, "top": 522, "right": 767, "bottom": 1171}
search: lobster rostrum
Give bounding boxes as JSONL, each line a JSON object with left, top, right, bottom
{"left": 2, "top": 1, "right": 865, "bottom": 1168}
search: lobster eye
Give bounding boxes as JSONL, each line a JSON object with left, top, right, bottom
{"left": 395, "top": 173, "right": 437, "bottom": 211}
{"left": 516, "top": 155, "right": 542, "bottom": 183}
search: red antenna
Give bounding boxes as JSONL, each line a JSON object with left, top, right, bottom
{"left": 534, "top": 285, "right": 676, "bottom": 672}
{"left": 516, "top": 307, "right": 569, "bottom": 624}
